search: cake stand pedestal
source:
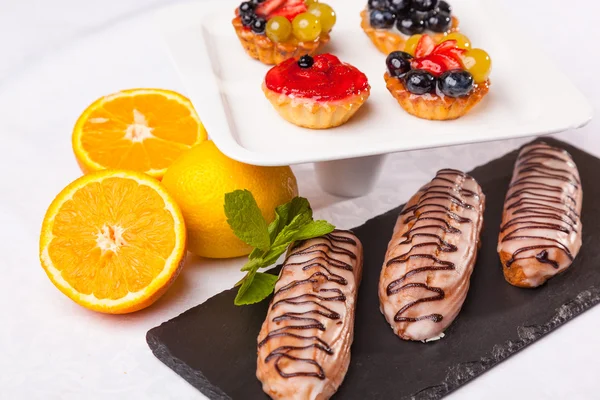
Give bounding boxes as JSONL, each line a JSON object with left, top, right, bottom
{"left": 314, "top": 154, "right": 387, "bottom": 197}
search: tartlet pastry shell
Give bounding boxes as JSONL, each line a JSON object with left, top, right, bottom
{"left": 384, "top": 72, "right": 490, "bottom": 120}
{"left": 360, "top": 9, "right": 460, "bottom": 55}
{"left": 233, "top": 17, "right": 330, "bottom": 65}
{"left": 262, "top": 84, "right": 371, "bottom": 129}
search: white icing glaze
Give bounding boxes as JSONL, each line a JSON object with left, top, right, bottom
{"left": 498, "top": 143, "right": 583, "bottom": 287}
{"left": 378, "top": 169, "right": 485, "bottom": 341}
{"left": 257, "top": 231, "right": 363, "bottom": 400}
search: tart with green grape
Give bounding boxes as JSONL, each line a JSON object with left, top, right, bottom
{"left": 361, "top": 0, "right": 460, "bottom": 55}
{"left": 263, "top": 54, "right": 371, "bottom": 129}
{"left": 233, "top": 0, "right": 337, "bottom": 65}
{"left": 384, "top": 34, "right": 491, "bottom": 120}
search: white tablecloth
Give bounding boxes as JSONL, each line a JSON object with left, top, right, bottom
{"left": 1, "top": 0, "right": 598, "bottom": 398}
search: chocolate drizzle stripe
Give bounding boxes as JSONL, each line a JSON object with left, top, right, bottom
{"left": 506, "top": 200, "right": 579, "bottom": 220}
{"left": 500, "top": 214, "right": 576, "bottom": 231}
{"left": 506, "top": 188, "right": 577, "bottom": 208}
{"left": 501, "top": 144, "right": 581, "bottom": 270}
{"left": 291, "top": 235, "right": 357, "bottom": 259}
{"left": 258, "top": 231, "right": 359, "bottom": 380}
{"left": 385, "top": 170, "right": 481, "bottom": 326}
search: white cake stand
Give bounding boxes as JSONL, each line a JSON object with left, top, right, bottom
{"left": 155, "top": 0, "right": 592, "bottom": 197}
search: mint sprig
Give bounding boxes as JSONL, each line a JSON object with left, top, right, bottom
{"left": 224, "top": 190, "right": 335, "bottom": 306}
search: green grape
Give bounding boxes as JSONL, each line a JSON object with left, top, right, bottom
{"left": 292, "top": 12, "right": 322, "bottom": 42}
{"left": 441, "top": 32, "right": 471, "bottom": 50}
{"left": 404, "top": 34, "right": 422, "bottom": 56}
{"left": 305, "top": 0, "right": 319, "bottom": 5}
{"left": 462, "top": 48, "right": 492, "bottom": 84}
{"left": 308, "top": 3, "right": 336, "bottom": 32}
{"left": 266, "top": 16, "right": 292, "bottom": 43}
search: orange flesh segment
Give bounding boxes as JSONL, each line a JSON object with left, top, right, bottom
{"left": 80, "top": 93, "right": 201, "bottom": 172}
{"left": 47, "top": 177, "right": 176, "bottom": 300}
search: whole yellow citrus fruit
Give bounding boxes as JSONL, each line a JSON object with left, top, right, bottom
{"left": 162, "top": 141, "right": 298, "bottom": 258}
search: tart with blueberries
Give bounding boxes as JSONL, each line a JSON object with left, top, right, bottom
{"left": 233, "top": 0, "right": 337, "bottom": 65}
{"left": 384, "top": 34, "right": 491, "bottom": 120}
{"left": 361, "top": 0, "right": 460, "bottom": 55}
{"left": 263, "top": 54, "right": 371, "bottom": 129}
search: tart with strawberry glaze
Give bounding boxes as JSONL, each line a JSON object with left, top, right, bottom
{"left": 233, "top": 0, "right": 337, "bottom": 65}
{"left": 361, "top": 0, "right": 460, "bottom": 55}
{"left": 263, "top": 54, "right": 371, "bottom": 129}
{"left": 384, "top": 34, "right": 491, "bottom": 120}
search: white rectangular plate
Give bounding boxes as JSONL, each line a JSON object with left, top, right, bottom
{"left": 155, "top": 0, "right": 592, "bottom": 166}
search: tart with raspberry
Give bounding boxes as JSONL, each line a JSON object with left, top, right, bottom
{"left": 233, "top": 0, "right": 337, "bottom": 65}
{"left": 361, "top": 0, "right": 460, "bottom": 55}
{"left": 384, "top": 34, "right": 491, "bottom": 120}
{"left": 263, "top": 54, "right": 371, "bottom": 129}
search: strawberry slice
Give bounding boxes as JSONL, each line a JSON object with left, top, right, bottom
{"left": 256, "top": 0, "right": 307, "bottom": 20}
{"left": 444, "top": 47, "right": 467, "bottom": 62}
{"left": 256, "top": 0, "right": 286, "bottom": 17}
{"left": 414, "top": 35, "right": 435, "bottom": 58}
{"left": 269, "top": 4, "right": 308, "bottom": 20}
{"left": 411, "top": 56, "right": 445, "bottom": 77}
{"left": 431, "top": 40, "right": 458, "bottom": 55}
{"left": 283, "top": 0, "right": 307, "bottom": 6}
{"left": 412, "top": 53, "right": 463, "bottom": 76}
{"left": 435, "top": 54, "right": 463, "bottom": 70}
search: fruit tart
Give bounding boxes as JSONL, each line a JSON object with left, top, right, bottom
{"left": 362, "top": 0, "right": 460, "bottom": 55}
{"left": 263, "top": 54, "right": 371, "bottom": 129}
{"left": 233, "top": 0, "right": 337, "bottom": 65}
{"left": 384, "top": 34, "right": 491, "bottom": 120}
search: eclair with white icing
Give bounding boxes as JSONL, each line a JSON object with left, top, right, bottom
{"left": 256, "top": 230, "right": 363, "bottom": 400}
{"left": 379, "top": 169, "right": 485, "bottom": 342}
{"left": 498, "top": 143, "right": 583, "bottom": 288}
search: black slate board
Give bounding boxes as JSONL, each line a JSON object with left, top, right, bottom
{"left": 147, "top": 138, "right": 600, "bottom": 399}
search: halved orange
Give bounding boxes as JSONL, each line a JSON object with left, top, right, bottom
{"left": 72, "top": 89, "right": 207, "bottom": 179}
{"left": 39, "top": 170, "right": 187, "bottom": 314}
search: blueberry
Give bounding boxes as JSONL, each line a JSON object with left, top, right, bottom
{"left": 370, "top": 9, "right": 397, "bottom": 29}
{"left": 368, "top": 0, "right": 389, "bottom": 10}
{"left": 412, "top": 0, "right": 439, "bottom": 12}
{"left": 436, "top": 0, "right": 452, "bottom": 14}
{"left": 251, "top": 17, "right": 267, "bottom": 33}
{"left": 386, "top": 51, "right": 413, "bottom": 77}
{"left": 239, "top": 1, "right": 255, "bottom": 14}
{"left": 388, "top": 0, "right": 412, "bottom": 13}
{"left": 394, "top": 6, "right": 413, "bottom": 19}
{"left": 426, "top": 11, "right": 452, "bottom": 32}
{"left": 412, "top": 9, "right": 429, "bottom": 20}
{"left": 241, "top": 13, "right": 255, "bottom": 27}
{"left": 252, "top": 0, "right": 266, "bottom": 3}
{"left": 397, "top": 14, "right": 425, "bottom": 35}
{"left": 298, "top": 55, "right": 314, "bottom": 69}
{"left": 438, "top": 70, "right": 474, "bottom": 97}
{"left": 404, "top": 70, "right": 436, "bottom": 94}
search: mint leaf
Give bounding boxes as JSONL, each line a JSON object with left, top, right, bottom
{"left": 234, "top": 272, "right": 279, "bottom": 306}
{"left": 267, "top": 205, "right": 287, "bottom": 243}
{"left": 240, "top": 257, "right": 264, "bottom": 273}
{"left": 261, "top": 243, "right": 293, "bottom": 266}
{"left": 268, "top": 197, "right": 310, "bottom": 242}
{"left": 224, "top": 193, "right": 336, "bottom": 307}
{"left": 261, "top": 221, "right": 334, "bottom": 266}
{"left": 248, "top": 247, "right": 263, "bottom": 260}
{"left": 271, "top": 211, "right": 313, "bottom": 248}
{"left": 293, "top": 220, "right": 336, "bottom": 242}
{"left": 224, "top": 190, "right": 270, "bottom": 251}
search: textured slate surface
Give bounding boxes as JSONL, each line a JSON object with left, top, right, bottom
{"left": 147, "top": 138, "right": 600, "bottom": 399}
